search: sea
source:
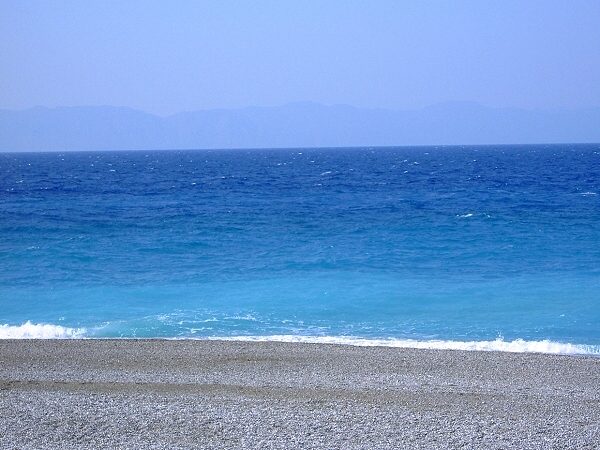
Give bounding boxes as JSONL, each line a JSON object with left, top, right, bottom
{"left": 1, "top": 145, "right": 599, "bottom": 355}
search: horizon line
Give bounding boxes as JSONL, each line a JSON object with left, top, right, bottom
{"left": 2, "top": 142, "right": 599, "bottom": 155}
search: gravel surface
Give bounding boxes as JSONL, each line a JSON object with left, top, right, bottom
{"left": 0, "top": 340, "right": 598, "bottom": 449}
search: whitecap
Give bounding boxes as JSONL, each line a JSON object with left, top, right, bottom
{"left": 224, "top": 314, "right": 258, "bottom": 321}
{"left": 0, "top": 321, "right": 86, "bottom": 339}
{"left": 209, "top": 335, "right": 599, "bottom": 356}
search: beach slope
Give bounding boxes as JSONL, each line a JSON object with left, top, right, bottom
{"left": 0, "top": 340, "right": 598, "bottom": 449}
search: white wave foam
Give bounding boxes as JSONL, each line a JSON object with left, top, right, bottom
{"left": 0, "top": 321, "right": 86, "bottom": 339}
{"left": 210, "top": 335, "right": 599, "bottom": 355}
{"left": 225, "top": 314, "right": 258, "bottom": 321}
{"left": 1, "top": 323, "right": 597, "bottom": 355}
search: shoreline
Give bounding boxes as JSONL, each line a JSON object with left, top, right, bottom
{"left": 2, "top": 322, "right": 599, "bottom": 356}
{"left": 1, "top": 339, "right": 599, "bottom": 449}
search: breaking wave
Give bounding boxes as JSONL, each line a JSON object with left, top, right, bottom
{"left": 1, "top": 322, "right": 598, "bottom": 356}
{"left": 211, "top": 335, "right": 600, "bottom": 355}
{"left": 0, "top": 321, "right": 87, "bottom": 339}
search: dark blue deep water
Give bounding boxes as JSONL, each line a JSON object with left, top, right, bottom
{"left": 1, "top": 145, "right": 599, "bottom": 353}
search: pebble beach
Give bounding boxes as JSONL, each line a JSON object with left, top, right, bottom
{"left": 1, "top": 339, "right": 599, "bottom": 449}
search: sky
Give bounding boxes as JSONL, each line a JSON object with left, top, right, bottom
{"left": 1, "top": 0, "right": 599, "bottom": 116}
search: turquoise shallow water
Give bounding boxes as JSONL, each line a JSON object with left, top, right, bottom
{"left": 1, "top": 145, "right": 599, "bottom": 353}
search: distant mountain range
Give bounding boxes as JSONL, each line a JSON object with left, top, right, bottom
{"left": 1, "top": 102, "right": 599, "bottom": 151}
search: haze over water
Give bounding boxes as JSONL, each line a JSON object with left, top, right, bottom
{"left": 1, "top": 145, "right": 599, "bottom": 354}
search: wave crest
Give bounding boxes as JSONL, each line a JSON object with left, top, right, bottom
{"left": 0, "top": 321, "right": 86, "bottom": 339}
{"left": 211, "top": 335, "right": 600, "bottom": 355}
{"left": 1, "top": 324, "right": 597, "bottom": 355}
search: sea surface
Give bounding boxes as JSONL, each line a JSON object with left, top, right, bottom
{"left": 1, "top": 145, "right": 599, "bottom": 354}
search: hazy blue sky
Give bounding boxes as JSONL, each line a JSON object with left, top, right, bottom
{"left": 1, "top": 0, "right": 599, "bottom": 115}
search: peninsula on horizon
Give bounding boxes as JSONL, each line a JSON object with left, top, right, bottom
{"left": 2, "top": 101, "right": 599, "bottom": 152}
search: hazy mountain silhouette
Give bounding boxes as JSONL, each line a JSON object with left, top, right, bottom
{"left": 1, "top": 102, "right": 599, "bottom": 151}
